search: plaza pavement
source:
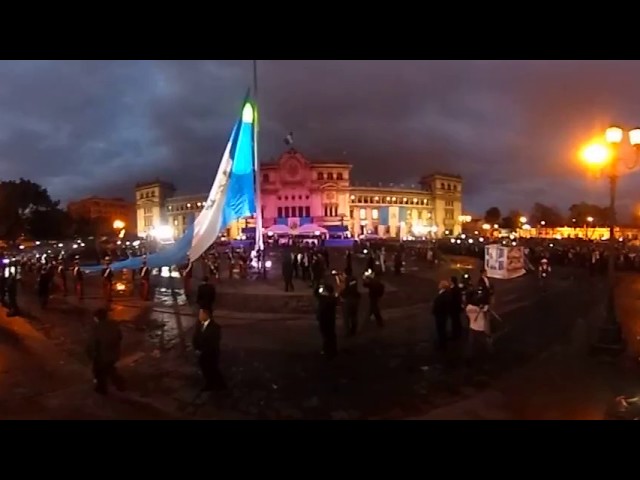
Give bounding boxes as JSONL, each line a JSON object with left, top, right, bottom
{"left": 5, "top": 252, "right": 629, "bottom": 419}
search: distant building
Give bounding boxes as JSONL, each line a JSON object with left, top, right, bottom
{"left": 134, "top": 180, "right": 176, "bottom": 237}
{"left": 67, "top": 196, "right": 135, "bottom": 229}
{"left": 134, "top": 149, "right": 464, "bottom": 239}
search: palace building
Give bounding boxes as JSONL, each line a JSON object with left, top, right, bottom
{"left": 134, "top": 149, "right": 463, "bottom": 239}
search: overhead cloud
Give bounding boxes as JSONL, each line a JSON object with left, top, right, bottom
{"left": 0, "top": 60, "right": 639, "bottom": 219}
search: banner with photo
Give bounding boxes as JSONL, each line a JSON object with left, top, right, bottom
{"left": 484, "top": 245, "right": 526, "bottom": 279}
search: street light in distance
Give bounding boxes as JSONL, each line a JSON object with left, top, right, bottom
{"left": 580, "top": 125, "right": 640, "bottom": 355}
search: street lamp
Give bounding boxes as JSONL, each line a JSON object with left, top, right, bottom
{"left": 519, "top": 216, "right": 527, "bottom": 224}
{"left": 586, "top": 216, "right": 594, "bottom": 239}
{"left": 580, "top": 125, "right": 640, "bottom": 354}
{"left": 113, "top": 219, "right": 125, "bottom": 230}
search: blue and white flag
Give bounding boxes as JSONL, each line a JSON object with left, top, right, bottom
{"left": 84, "top": 93, "right": 257, "bottom": 272}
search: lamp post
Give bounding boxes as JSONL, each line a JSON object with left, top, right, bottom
{"left": 581, "top": 125, "right": 640, "bottom": 354}
{"left": 586, "top": 216, "right": 594, "bottom": 240}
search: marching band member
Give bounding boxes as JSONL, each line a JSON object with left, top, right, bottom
{"left": 102, "top": 257, "right": 113, "bottom": 303}
{"left": 181, "top": 259, "right": 193, "bottom": 301}
{"left": 139, "top": 260, "right": 151, "bottom": 301}
{"left": 73, "top": 257, "right": 84, "bottom": 300}
{"left": 538, "top": 258, "right": 551, "bottom": 289}
{"left": 57, "top": 260, "right": 68, "bottom": 296}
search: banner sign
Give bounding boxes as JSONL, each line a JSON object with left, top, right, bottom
{"left": 485, "top": 245, "right": 526, "bottom": 279}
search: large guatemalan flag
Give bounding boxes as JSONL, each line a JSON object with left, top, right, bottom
{"left": 84, "top": 92, "right": 257, "bottom": 273}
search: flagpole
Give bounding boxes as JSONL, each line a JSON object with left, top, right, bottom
{"left": 252, "top": 60, "right": 266, "bottom": 268}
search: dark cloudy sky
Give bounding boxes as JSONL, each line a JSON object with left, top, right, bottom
{"left": 2, "top": 60, "right": 640, "bottom": 218}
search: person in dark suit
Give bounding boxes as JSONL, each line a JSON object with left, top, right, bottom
{"left": 192, "top": 309, "right": 226, "bottom": 391}
{"left": 449, "top": 276, "right": 463, "bottom": 340}
{"left": 432, "top": 280, "right": 451, "bottom": 350}
{"left": 196, "top": 276, "right": 216, "bottom": 314}
{"left": 86, "top": 308, "right": 125, "bottom": 395}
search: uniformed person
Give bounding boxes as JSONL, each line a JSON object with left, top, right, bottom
{"left": 315, "top": 283, "right": 338, "bottom": 358}
{"left": 181, "top": 259, "right": 193, "bottom": 301}
{"left": 57, "top": 260, "right": 68, "bottom": 296}
{"left": 538, "top": 258, "right": 551, "bottom": 290}
{"left": 6, "top": 262, "right": 19, "bottom": 316}
{"left": 363, "top": 270, "right": 385, "bottom": 327}
{"left": 139, "top": 260, "right": 151, "bottom": 301}
{"left": 37, "top": 261, "right": 52, "bottom": 308}
{"left": 339, "top": 273, "right": 361, "bottom": 336}
{"left": 73, "top": 257, "right": 84, "bottom": 300}
{"left": 102, "top": 257, "right": 113, "bottom": 303}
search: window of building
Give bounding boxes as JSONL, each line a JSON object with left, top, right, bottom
{"left": 327, "top": 172, "right": 334, "bottom": 180}
{"left": 298, "top": 195, "right": 302, "bottom": 200}
{"left": 440, "top": 182, "right": 445, "bottom": 189}
{"left": 445, "top": 200, "right": 454, "bottom": 207}
{"left": 337, "top": 172, "right": 343, "bottom": 181}
{"left": 357, "top": 196, "right": 363, "bottom": 203}
{"left": 174, "top": 219, "right": 178, "bottom": 226}
{"left": 305, "top": 195, "right": 310, "bottom": 200}
{"left": 372, "top": 209, "right": 379, "bottom": 220}
{"left": 317, "top": 172, "right": 324, "bottom": 180}
{"left": 277, "top": 196, "right": 282, "bottom": 201}
{"left": 182, "top": 215, "right": 186, "bottom": 223}
{"left": 262, "top": 173, "right": 269, "bottom": 183}
{"left": 359, "top": 208, "right": 366, "bottom": 220}
{"left": 277, "top": 207, "right": 283, "bottom": 218}
{"left": 298, "top": 206, "right": 304, "bottom": 217}
{"left": 284, "top": 195, "right": 289, "bottom": 201}
{"left": 447, "top": 184, "right": 451, "bottom": 190}
{"left": 284, "top": 206, "right": 290, "bottom": 217}
{"left": 304, "top": 206, "right": 310, "bottom": 217}
{"left": 144, "top": 207, "right": 152, "bottom": 215}
{"left": 453, "top": 184, "right": 458, "bottom": 191}
{"left": 144, "top": 218, "right": 152, "bottom": 227}
{"left": 445, "top": 210, "right": 454, "bottom": 220}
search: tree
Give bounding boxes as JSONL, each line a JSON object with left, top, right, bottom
{"left": 568, "top": 202, "right": 609, "bottom": 226}
{"left": 0, "top": 178, "right": 70, "bottom": 241}
{"left": 484, "top": 207, "right": 501, "bottom": 225}
{"left": 501, "top": 216, "right": 516, "bottom": 229}
{"left": 528, "top": 202, "right": 565, "bottom": 227}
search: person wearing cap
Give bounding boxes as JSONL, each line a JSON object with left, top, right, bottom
{"left": 72, "top": 257, "right": 84, "bottom": 300}
{"left": 139, "top": 260, "right": 151, "bottom": 301}
{"left": 57, "top": 259, "right": 68, "bottom": 297}
{"left": 538, "top": 257, "right": 551, "bottom": 290}
{"left": 101, "top": 257, "right": 113, "bottom": 303}
{"left": 86, "top": 308, "right": 124, "bottom": 395}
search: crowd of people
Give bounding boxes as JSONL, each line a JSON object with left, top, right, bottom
{"left": 8, "top": 233, "right": 640, "bottom": 400}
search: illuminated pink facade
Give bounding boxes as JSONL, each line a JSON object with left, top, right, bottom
{"left": 135, "top": 148, "right": 464, "bottom": 238}
{"left": 260, "top": 149, "right": 352, "bottom": 229}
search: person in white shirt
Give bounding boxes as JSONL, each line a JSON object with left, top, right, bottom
{"left": 465, "top": 293, "right": 491, "bottom": 362}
